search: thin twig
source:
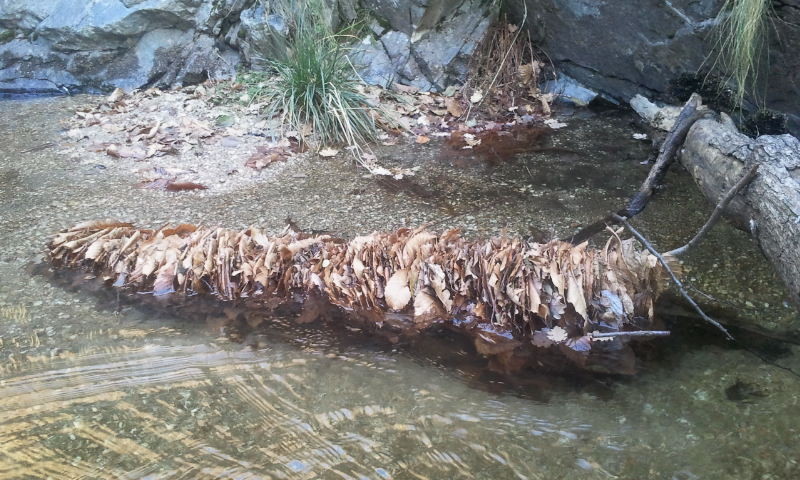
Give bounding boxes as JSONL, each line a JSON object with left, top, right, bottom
{"left": 667, "top": 163, "right": 759, "bottom": 257}
{"left": 18, "top": 142, "right": 55, "bottom": 154}
{"left": 592, "top": 330, "right": 671, "bottom": 338}
{"left": 743, "top": 345, "right": 800, "bottom": 380}
{"left": 611, "top": 213, "right": 734, "bottom": 340}
{"left": 465, "top": 2, "right": 527, "bottom": 121}
{"left": 686, "top": 284, "right": 741, "bottom": 309}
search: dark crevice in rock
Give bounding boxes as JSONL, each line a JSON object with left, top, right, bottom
{"left": 409, "top": 46, "right": 443, "bottom": 91}
{"left": 557, "top": 58, "right": 662, "bottom": 99}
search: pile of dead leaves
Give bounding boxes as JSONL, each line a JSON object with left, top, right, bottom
{"left": 350, "top": 82, "right": 553, "bottom": 149}
{"left": 63, "top": 62, "right": 559, "bottom": 189}
{"left": 61, "top": 85, "right": 320, "bottom": 192}
{"left": 213, "top": 64, "right": 556, "bottom": 152}
{"left": 49, "top": 221, "right": 665, "bottom": 356}
{"left": 68, "top": 88, "right": 220, "bottom": 161}
{"left": 244, "top": 136, "right": 303, "bottom": 171}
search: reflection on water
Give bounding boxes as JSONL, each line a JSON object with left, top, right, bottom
{"left": 1, "top": 96, "right": 799, "bottom": 479}
{"left": 3, "top": 299, "right": 799, "bottom": 479}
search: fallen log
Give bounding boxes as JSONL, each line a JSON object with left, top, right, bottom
{"left": 646, "top": 106, "right": 800, "bottom": 307}
{"left": 631, "top": 95, "right": 800, "bottom": 307}
{"left": 46, "top": 222, "right": 670, "bottom": 374}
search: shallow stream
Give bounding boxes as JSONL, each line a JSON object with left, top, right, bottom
{"left": 1, "top": 97, "right": 798, "bottom": 479}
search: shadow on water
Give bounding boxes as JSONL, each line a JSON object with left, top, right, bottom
{"left": 39, "top": 265, "right": 618, "bottom": 401}
{"left": 38, "top": 263, "right": 799, "bottom": 407}
{"left": 632, "top": 297, "right": 799, "bottom": 388}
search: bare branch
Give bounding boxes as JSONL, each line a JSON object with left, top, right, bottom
{"left": 666, "top": 163, "right": 760, "bottom": 257}
{"left": 611, "top": 213, "right": 733, "bottom": 340}
{"left": 567, "top": 93, "right": 707, "bottom": 244}
{"left": 592, "top": 330, "right": 671, "bottom": 338}
{"left": 624, "top": 93, "right": 707, "bottom": 217}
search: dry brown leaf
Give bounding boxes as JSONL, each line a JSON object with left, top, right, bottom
{"left": 445, "top": 98, "right": 464, "bottom": 117}
{"left": 106, "top": 144, "right": 147, "bottom": 160}
{"left": 84, "top": 239, "right": 106, "bottom": 260}
{"left": 413, "top": 290, "right": 439, "bottom": 317}
{"left": 245, "top": 146, "right": 291, "bottom": 170}
{"left": 517, "top": 61, "right": 542, "bottom": 85}
{"left": 462, "top": 133, "right": 481, "bottom": 148}
{"left": 566, "top": 272, "right": 588, "bottom": 319}
{"left": 385, "top": 269, "right": 411, "bottom": 311}
{"left": 470, "top": 89, "right": 484, "bottom": 104}
{"left": 428, "top": 264, "right": 453, "bottom": 312}
{"left": 108, "top": 88, "right": 126, "bottom": 103}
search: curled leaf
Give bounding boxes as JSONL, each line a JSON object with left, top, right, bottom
{"left": 470, "top": 89, "right": 484, "bottom": 104}
{"left": 319, "top": 147, "right": 339, "bottom": 157}
{"left": 385, "top": 269, "right": 411, "bottom": 311}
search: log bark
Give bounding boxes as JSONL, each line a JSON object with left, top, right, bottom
{"left": 680, "top": 116, "right": 800, "bottom": 305}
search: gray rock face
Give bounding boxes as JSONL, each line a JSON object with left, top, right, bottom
{"left": 509, "top": 0, "right": 800, "bottom": 133}
{"left": 352, "top": 0, "right": 495, "bottom": 91}
{"left": 542, "top": 74, "right": 598, "bottom": 106}
{"left": 0, "top": 0, "right": 243, "bottom": 93}
{"left": 5, "top": 0, "right": 795, "bottom": 132}
{"left": 233, "top": 2, "right": 293, "bottom": 66}
{"left": 0, "top": 0, "right": 494, "bottom": 94}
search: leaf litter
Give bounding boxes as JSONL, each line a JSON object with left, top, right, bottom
{"left": 62, "top": 86, "right": 297, "bottom": 193}
{"left": 60, "top": 40, "right": 561, "bottom": 193}
{"left": 48, "top": 221, "right": 667, "bottom": 374}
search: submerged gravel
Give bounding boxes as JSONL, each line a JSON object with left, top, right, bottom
{"left": 0, "top": 95, "right": 798, "bottom": 479}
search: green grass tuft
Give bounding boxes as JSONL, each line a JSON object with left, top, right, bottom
{"left": 260, "top": 2, "right": 377, "bottom": 147}
{"left": 712, "top": 0, "right": 770, "bottom": 108}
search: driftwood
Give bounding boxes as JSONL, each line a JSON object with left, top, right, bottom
{"left": 568, "top": 94, "right": 706, "bottom": 244}
{"left": 674, "top": 113, "right": 800, "bottom": 306}
{"left": 630, "top": 93, "right": 800, "bottom": 306}
{"left": 47, "top": 221, "right": 670, "bottom": 374}
{"left": 625, "top": 93, "right": 707, "bottom": 216}
{"left": 565, "top": 93, "right": 768, "bottom": 338}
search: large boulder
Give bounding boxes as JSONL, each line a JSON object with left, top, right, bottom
{"left": 222, "top": 0, "right": 361, "bottom": 66}
{"left": 508, "top": 0, "right": 800, "bottom": 134}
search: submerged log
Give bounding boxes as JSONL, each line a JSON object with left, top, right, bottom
{"left": 47, "top": 222, "right": 669, "bottom": 374}
{"left": 679, "top": 116, "right": 800, "bottom": 306}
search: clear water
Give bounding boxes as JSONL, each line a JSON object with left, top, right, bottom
{"left": 1, "top": 97, "right": 799, "bottom": 479}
